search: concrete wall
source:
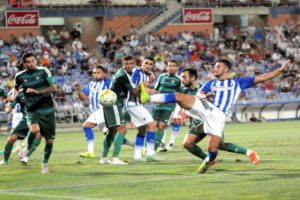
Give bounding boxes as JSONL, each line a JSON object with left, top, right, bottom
{"left": 0, "top": 28, "right": 40, "bottom": 41}
{"left": 65, "top": 17, "right": 103, "bottom": 51}
{"left": 156, "top": 24, "right": 213, "bottom": 36}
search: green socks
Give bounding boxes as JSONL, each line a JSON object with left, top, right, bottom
{"left": 154, "top": 131, "right": 164, "bottom": 151}
{"left": 102, "top": 134, "right": 114, "bottom": 157}
{"left": 27, "top": 132, "right": 36, "bottom": 149}
{"left": 4, "top": 144, "right": 13, "bottom": 162}
{"left": 27, "top": 138, "right": 41, "bottom": 157}
{"left": 43, "top": 143, "right": 53, "bottom": 163}
{"left": 112, "top": 133, "right": 125, "bottom": 157}
{"left": 186, "top": 144, "right": 207, "bottom": 160}
{"left": 224, "top": 143, "right": 247, "bottom": 155}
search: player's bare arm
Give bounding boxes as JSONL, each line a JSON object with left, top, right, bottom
{"left": 73, "top": 81, "right": 88, "bottom": 101}
{"left": 196, "top": 90, "right": 215, "bottom": 100}
{"left": 26, "top": 84, "right": 57, "bottom": 94}
{"left": 254, "top": 59, "right": 290, "bottom": 84}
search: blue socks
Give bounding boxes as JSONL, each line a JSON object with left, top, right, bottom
{"left": 207, "top": 151, "right": 218, "bottom": 163}
{"left": 84, "top": 127, "right": 94, "bottom": 141}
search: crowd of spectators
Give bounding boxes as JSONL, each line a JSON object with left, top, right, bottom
{"left": 1, "top": 20, "right": 300, "bottom": 123}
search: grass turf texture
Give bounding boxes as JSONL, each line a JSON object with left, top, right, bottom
{"left": 0, "top": 121, "right": 299, "bottom": 200}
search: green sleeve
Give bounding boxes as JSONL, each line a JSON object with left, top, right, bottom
{"left": 47, "top": 76, "right": 57, "bottom": 84}
{"left": 10, "top": 99, "right": 17, "bottom": 108}
{"left": 0, "top": 88, "right": 7, "bottom": 98}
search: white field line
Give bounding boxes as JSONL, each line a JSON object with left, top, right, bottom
{"left": 0, "top": 192, "right": 110, "bottom": 200}
{"left": 0, "top": 169, "right": 295, "bottom": 193}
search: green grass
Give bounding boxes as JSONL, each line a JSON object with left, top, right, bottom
{"left": 0, "top": 121, "right": 300, "bottom": 200}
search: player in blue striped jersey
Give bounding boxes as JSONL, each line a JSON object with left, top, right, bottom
{"left": 140, "top": 59, "right": 290, "bottom": 173}
{"left": 126, "top": 57, "right": 159, "bottom": 162}
{"left": 74, "top": 66, "right": 110, "bottom": 158}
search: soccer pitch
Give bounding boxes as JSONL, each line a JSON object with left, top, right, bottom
{"left": 0, "top": 121, "right": 299, "bottom": 200}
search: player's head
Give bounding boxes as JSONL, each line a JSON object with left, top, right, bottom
{"left": 22, "top": 52, "right": 36, "bottom": 71}
{"left": 93, "top": 65, "right": 105, "bottom": 82}
{"left": 123, "top": 55, "right": 134, "bottom": 73}
{"left": 141, "top": 56, "right": 154, "bottom": 73}
{"left": 181, "top": 68, "right": 198, "bottom": 87}
{"left": 214, "top": 59, "right": 231, "bottom": 79}
{"left": 167, "top": 59, "right": 178, "bottom": 76}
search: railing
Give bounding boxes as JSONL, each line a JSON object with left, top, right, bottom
{"left": 227, "top": 99, "right": 300, "bottom": 122}
{"left": 182, "top": 0, "right": 299, "bottom": 7}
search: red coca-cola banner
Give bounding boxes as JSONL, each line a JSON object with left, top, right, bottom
{"left": 6, "top": 11, "right": 39, "bottom": 28}
{"left": 183, "top": 8, "right": 213, "bottom": 24}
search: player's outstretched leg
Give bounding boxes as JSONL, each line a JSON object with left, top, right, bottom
{"left": 219, "top": 142, "right": 260, "bottom": 165}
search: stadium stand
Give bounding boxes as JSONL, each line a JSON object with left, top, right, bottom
{"left": 0, "top": 1, "right": 299, "bottom": 123}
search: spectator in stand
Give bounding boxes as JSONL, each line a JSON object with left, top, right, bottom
{"left": 96, "top": 32, "right": 107, "bottom": 52}
{"left": 62, "top": 81, "right": 73, "bottom": 95}
{"left": 5, "top": 75, "right": 14, "bottom": 90}
{"left": 55, "top": 87, "right": 66, "bottom": 103}
{"left": 59, "top": 27, "right": 70, "bottom": 43}
{"left": 63, "top": 100, "right": 73, "bottom": 122}
{"left": 73, "top": 98, "right": 84, "bottom": 123}
{"left": 70, "top": 28, "right": 81, "bottom": 39}
{"left": 72, "top": 38, "right": 83, "bottom": 50}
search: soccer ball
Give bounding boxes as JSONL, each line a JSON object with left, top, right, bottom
{"left": 98, "top": 89, "right": 117, "bottom": 107}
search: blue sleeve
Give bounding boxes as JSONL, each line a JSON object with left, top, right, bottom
{"left": 200, "top": 80, "right": 213, "bottom": 93}
{"left": 131, "top": 70, "right": 140, "bottom": 85}
{"left": 105, "top": 79, "right": 111, "bottom": 89}
{"left": 236, "top": 76, "right": 255, "bottom": 90}
{"left": 83, "top": 82, "right": 90, "bottom": 96}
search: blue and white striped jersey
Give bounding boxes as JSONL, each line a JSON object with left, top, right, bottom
{"left": 201, "top": 77, "right": 254, "bottom": 115}
{"left": 126, "top": 67, "right": 149, "bottom": 107}
{"left": 8, "top": 90, "right": 22, "bottom": 114}
{"left": 83, "top": 79, "right": 111, "bottom": 112}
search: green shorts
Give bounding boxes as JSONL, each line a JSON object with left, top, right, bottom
{"left": 122, "top": 107, "right": 131, "bottom": 123}
{"left": 10, "top": 116, "right": 29, "bottom": 140}
{"left": 152, "top": 109, "right": 173, "bottom": 124}
{"left": 27, "top": 112, "right": 56, "bottom": 140}
{"left": 103, "top": 105, "right": 126, "bottom": 127}
{"left": 188, "top": 119, "right": 206, "bottom": 139}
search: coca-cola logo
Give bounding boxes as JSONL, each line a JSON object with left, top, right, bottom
{"left": 183, "top": 9, "right": 213, "bottom": 24}
{"left": 6, "top": 11, "right": 39, "bottom": 28}
{"left": 8, "top": 14, "right": 37, "bottom": 25}
{"left": 185, "top": 12, "right": 211, "bottom": 21}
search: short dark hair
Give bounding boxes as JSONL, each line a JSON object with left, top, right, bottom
{"left": 22, "top": 52, "right": 34, "bottom": 62}
{"left": 123, "top": 55, "right": 133, "bottom": 61}
{"left": 16, "top": 60, "right": 24, "bottom": 71}
{"left": 94, "top": 65, "right": 106, "bottom": 72}
{"left": 144, "top": 56, "right": 154, "bottom": 63}
{"left": 168, "top": 59, "right": 178, "bottom": 66}
{"left": 219, "top": 59, "right": 231, "bottom": 69}
{"left": 182, "top": 68, "right": 198, "bottom": 79}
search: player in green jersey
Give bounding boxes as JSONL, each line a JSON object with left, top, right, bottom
{"left": 100, "top": 55, "right": 139, "bottom": 165}
{"left": 10, "top": 52, "right": 57, "bottom": 174}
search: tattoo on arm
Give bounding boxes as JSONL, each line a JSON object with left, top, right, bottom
{"left": 37, "top": 87, "right": 55, "bottom": 94}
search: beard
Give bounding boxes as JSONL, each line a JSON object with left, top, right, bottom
{"left": 184, "top": 81, "right": 192, "bottom": 88}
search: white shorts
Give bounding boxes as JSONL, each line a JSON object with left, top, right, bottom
{"left": 127, "top": 105, "right": 153, "bottom": 127}
{"left": 12, "top": 113, "right": 23, "bottom": 129}
{"left": 189, "top": 99, "right": 226, "bottom": 138}
{"left": 172, "top": 104, "right": 182, "bottom": 119}
{"left": 86, "top": 109, "right": 107, "bottom": 133}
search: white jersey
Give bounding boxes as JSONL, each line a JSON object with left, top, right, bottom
{"left": 200, "top": 77, "right": 255, "bottom": 115}
{"left": 82, "top": 79, "right": 110, "bottom": 113}
{"left": 126, "top": 67, "right": 149, "bottom": 107}
{"left": 8, "top": 90, "right": 22, "bottom": 114}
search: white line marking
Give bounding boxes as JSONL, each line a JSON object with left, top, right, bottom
{"left": 0, "top": 192, "right": 109, "bottom": 200}
{"left": 1, "top": 170, "right": 294, "bottom": 193}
